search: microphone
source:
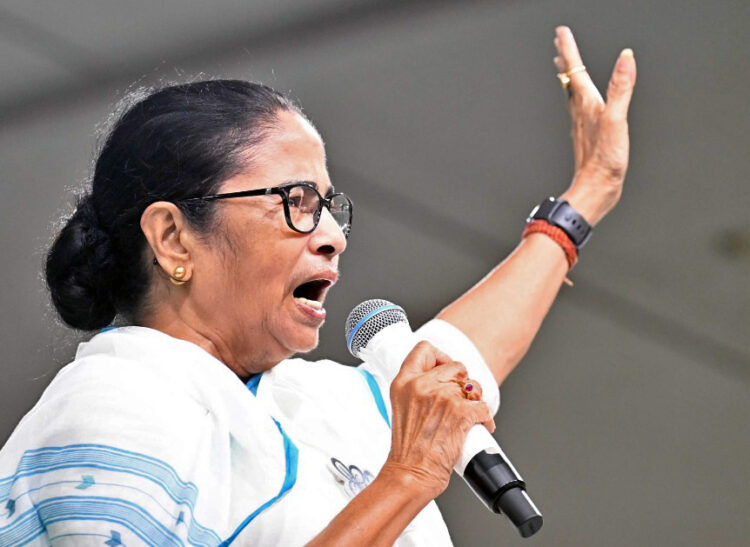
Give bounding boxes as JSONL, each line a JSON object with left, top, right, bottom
{"left": 345, "top": 299, "right": 543, "bottom": 538}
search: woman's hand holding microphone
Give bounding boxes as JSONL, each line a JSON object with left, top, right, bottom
{"left": 381, "top": 341, "right": 495, "bottom": 500}
{"left": 309, "top": 342, "right": 494, "bottom": 546}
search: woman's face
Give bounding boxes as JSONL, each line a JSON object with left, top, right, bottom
{"left": 189, "top": 110, "right": 347, "bottom": 375}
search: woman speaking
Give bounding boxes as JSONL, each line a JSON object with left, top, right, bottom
{"left": 0, "top": 27, "right": 635, "bottom": 546}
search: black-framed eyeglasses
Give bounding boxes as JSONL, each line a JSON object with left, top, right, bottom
{"left": 180, "top": 182, "right": 353, "bottom": 238}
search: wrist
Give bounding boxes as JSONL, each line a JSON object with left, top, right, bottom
{"left": 522, "top": 221, "right": 578, "bottom": 269}
{"left": 307, "top": 460, "right": 435, "bottom": 546}
{"left": 560, "top": 169, "right": 622, "bottom": 226}
{"left": 378, "top": 461, "right": 445, "bottom": 503}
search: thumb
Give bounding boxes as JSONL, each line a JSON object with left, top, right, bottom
{"left": 605, "top": 48, "right": 637, "bottom": 120}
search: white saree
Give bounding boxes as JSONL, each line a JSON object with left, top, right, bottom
{"left": 0, "top": 321, "right": 499, "bottom": 546}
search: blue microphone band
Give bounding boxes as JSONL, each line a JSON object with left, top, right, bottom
{"left": 346, "top": 304, "right": 404, "bottom": 353}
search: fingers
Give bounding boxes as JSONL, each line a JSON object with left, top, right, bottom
{"left": 554, "top": 26, "right": 603, "bottom": 104}
{"left": 396, "top": 342, "right": 495, "bottom": 435}
{"left": 428, "top": 364, "right": 483, "bottom": 402}
{"left": 554, "top": 26, "right": 583, "bottom": 70}
{"left": 604, "top": 48, "right": 637, "bottom": 121}
{"left": 418, "top": 361, "right": 485, "bottom": 405}
{"left": 430, "top": 382, "right": 493, "bottom": 429}
{"left": 460, "top": 377, "right": 483, "bottom": 401}
{"left": 427, "top": 361, "right": 469, "bottom": 383}
{"left": 478, "top": 403, "right": 496, "bottom": 434}
{"left": 553, "top": 55, "right": 565, "bottom": 73}
{"left": 400, "top": 341, "right": 453, "bottom": 374}
{"left": 464, "top": 399, "right": 495, "bottom": 434}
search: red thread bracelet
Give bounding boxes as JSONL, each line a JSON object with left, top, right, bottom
{"left": 522, "top": 219, "right": 579, "bottom": 271}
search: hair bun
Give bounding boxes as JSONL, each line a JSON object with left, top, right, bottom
{"left": 45, "top": 196, "right": 117, "bottom": 330}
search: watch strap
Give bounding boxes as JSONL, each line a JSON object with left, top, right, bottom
{"left": 527, "top": 197, "right": 592, "bottom": 249}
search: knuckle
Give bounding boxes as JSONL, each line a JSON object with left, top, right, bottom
{"left": 449, "top": 397, "right": 464, "bottom": 413}
{"left": 473, "top": 402, "right": 489, "bottom": 420}
{"left": 607, "top": 80, "right": 632, "bottom": 99}
{"left": 578, "top": 96, "right": 594, "bottom": 110}
{"left": 437, "top": 390, "right": 454, "bottom": 406}
{"left": 602, "top": 108, "right": 624, "bottom": 125}
{"left": 613, "top": 71, "right": 632, "bottom": 87}
{"left": 608, "top": 76, "right": 625, "bottom": 91}
{"left": 391, "top": 372, "right": 408, "bottom": 389}
{"left": 581, "top": 96, "right": 604, "bottom": 114}
{"left": 411, "top": 375, "right": 431, "bottom": 397}
{"left": 480, "top": 402, "right": 492, "bottom": 418}
{"left": 393, "top": 376, "right": 413, "bottom": 397}
{"left": 414, "top": 340, "right": 434, "bottom": 353}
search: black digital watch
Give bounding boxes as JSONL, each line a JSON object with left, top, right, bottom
{"left": 526, "top": 197, "right": 592, "bottom": 249}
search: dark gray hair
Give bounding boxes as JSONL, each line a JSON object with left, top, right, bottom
{"left": 45, "top": 80, "right": 303, "bottom": 330}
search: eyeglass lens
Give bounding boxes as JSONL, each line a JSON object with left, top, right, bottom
{"left": 287, "top": 185, "right": 351, "bottom": 233}
{"left": 287, "top": 185, "right": 319, "bottom": 231}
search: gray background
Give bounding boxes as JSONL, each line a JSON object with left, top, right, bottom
{"left": 1, "top": 1, "right": 748, "bottom": 545}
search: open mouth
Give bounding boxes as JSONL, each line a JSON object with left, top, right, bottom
{"left": 293, "top": 279, "right": 332, "bottom": 311}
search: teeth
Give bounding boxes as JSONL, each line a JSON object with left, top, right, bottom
{"left": 295, "top": 297, "right": 323, "bottom": 310}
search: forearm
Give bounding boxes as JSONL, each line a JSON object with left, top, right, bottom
{"left": 437, "top": 231, "right": 569, "bottom": 386}
{"left": 307, "top": 466, "right": 434, "bottom": 547}
{"left": 437, "top": 185, "right": 604, "bottom": 386}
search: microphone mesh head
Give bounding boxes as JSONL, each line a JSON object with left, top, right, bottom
{"left": 345, "top": 299, "right": 409, "bottom": 358}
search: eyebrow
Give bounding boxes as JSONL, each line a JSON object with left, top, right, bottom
{"left": 280, "top": 179, "right": 336, "bottom": 197}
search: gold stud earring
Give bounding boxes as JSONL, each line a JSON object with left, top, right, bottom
{"left": 170, "top": 266, "right": 188, "bottom": 286}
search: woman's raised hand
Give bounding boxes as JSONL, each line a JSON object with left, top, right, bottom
{"left": 553, "top": 26, "right": 637, "bottom": 226}
{"left": 381, "top": 341, "right": 495, "bottom": 499}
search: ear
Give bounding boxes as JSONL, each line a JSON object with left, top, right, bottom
{"left": 140, "top": 201, "right": 195, "bottom": 282}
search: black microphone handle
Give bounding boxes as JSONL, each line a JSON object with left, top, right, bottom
{"left": 463, "top": 450, "right": 543, "bottom": 538}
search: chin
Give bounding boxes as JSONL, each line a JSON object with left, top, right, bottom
{"left": 281, "top": 325, "right": 321, "bottom": 357}
{"left": 296, "top": 333, "right": 320, "bottom": 355}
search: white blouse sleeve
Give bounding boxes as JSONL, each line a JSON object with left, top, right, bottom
{"left": 414, "top": 319, "right": 500, "bottom": 415}
{"left": 358, "top": 318, "right": 501, "bottom": 424}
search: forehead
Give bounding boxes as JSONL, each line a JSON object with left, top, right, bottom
{"left": 221, "top": 110, "right": 331, "bottom": 194}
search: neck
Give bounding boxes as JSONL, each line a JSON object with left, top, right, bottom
{"left": 141, "top": 306, "right": 278, "bottom": 382}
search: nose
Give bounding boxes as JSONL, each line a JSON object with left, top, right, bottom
{"left": 308, "top": 206, "right": 347, "bottom": 257}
